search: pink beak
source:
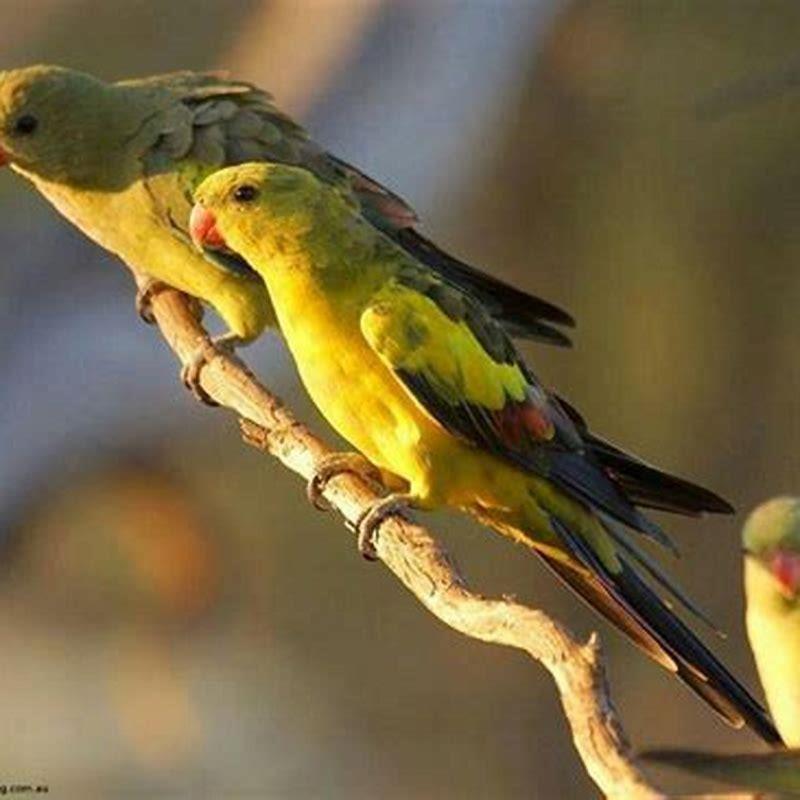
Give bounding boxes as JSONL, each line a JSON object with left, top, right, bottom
{"left": 189, "top": 203, "right": 226, "bottom": 250}
{"left": 770, "top": 549, "right": 800, "bottom": 598}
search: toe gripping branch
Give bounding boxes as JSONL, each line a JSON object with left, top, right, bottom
{"left": 181, "top": 332, "right": 246, "bottom": 406}
{"left": 307, "top": 453, "right": 408, "bottom": 559}
{"left": 354, "top": 492, "right": 415, "bottom": 560}
{"left": 241, "top": 422, "right": 410, "bottom": 561}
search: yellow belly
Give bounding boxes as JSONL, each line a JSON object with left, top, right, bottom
{"left": 19, "top": 169, "right": 271, "bottom": 340}
{"left": 745, "top": 561, "right": 800, "bottom": 745}
{"left": 276, "top": 294, "right": 583, "bottom": 546}
{"left": 292, "top": 318, "right": 439, "bottom": 493}
{"left": 278, "top": 293, "right": 489, "bottom": 507}
{"left": 270, "top": 280, "right": 604, "bottom": 559}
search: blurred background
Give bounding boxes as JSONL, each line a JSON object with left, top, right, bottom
{"left": 1, "top": 1, "right": 800, "bottom": 797}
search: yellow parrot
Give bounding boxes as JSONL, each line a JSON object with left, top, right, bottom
{"left": 743, "top": 498, "right": 800, "bottom": 745}
{"left": 189, "top": 162, "right": 779, "bottom": 745}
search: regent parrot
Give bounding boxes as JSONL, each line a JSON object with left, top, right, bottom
{"left": 188, "top": 161, "right": 779, "bottom": 745}
{"left": 743, "top": 498, "right": 800, "bottom": 745}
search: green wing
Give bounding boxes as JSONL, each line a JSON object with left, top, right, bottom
{"left": 132, "top": 71, "right": 573, "bottom": 344}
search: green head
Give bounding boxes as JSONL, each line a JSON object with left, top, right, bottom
{"left": 743, "top": 497, "right": 800, "bottom": 600}
{"left": 191, "top": 162, "right": 372, "bottom": 281}
{"left": 0, "top": 64, "right": 148, "bottom": 188}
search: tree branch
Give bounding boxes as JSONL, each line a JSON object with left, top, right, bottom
{"left": 143, "top": 280, "right": 668, "bottom": 799}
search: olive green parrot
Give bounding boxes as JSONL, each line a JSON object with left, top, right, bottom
{"left": 0, "top": 65, "right": 573, "bottom": 391}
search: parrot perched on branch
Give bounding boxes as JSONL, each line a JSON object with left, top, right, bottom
{"left": 189, "top": 161, "right": 779, "bottom": 745}
{"left": 0, "top": 65, "right": 573, "bottom": 393}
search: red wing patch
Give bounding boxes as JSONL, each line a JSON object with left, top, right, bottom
{"left": 494, "top": 399, "right": 555, "bottom": 446}
{"left": 331, "top": 156, "right": 419, "bottom": 229}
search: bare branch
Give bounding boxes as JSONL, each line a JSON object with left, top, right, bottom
{"left": 142, "top": 279, "right": 668, "bottom": 799}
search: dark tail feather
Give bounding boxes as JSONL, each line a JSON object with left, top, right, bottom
{"left": 548, "top": 450, "right": 676, "bottom": 554}
{"left": 599, "top": 514, "right": 722, "bottom": 634}
{"left": 540, "top": 518, "right": 781, "bottom": 745}
{"left": 586, "top": 433, "right": 734, "bottom": 516}
{"left": 331, "top": 152, "right": 575, "bottom": 348}
{"left": 553, "top": 394, "right": 733, "bottom": 517}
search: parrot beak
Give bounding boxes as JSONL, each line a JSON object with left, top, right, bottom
{"left": 189, "top": 203, "right": 226, "bottom": 250}
{"left": 0, "top": 146, "right": 9, "bottom": 167}
{"left": 769, "top": 549, "right": 800, "bottom": 599}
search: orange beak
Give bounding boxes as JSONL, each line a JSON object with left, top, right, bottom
{"left": 189, "top": 203, "right": 226, "bottom": 250}
{"left": 0, "top": 146, "right": 9, "bottom": 167}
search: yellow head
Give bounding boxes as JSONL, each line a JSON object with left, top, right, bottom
{"left": 743, "top": 497, "right": 800, "bottom": 602}
{"left": 191, "top": 162, "right": 374, "bottom": 286}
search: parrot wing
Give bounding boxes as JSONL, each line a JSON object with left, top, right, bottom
{"left": 329, "top": 154, "right": 575, "bottom": 346}
{"left": 360, "top": 279, "right": 779, "bottom": 745}
{"left": 132, "top": 72, "right": 573, "bottom": 345}
{"left": 359, "top": 278, "right": 664, "bottom": 542}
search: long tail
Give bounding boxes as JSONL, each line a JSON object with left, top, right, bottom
{"left": 521, "top": 514, "right": 781, "bottom": 745}
{"left": 584, "top": 432, "right": 734, "bottom": 516}
{"left": 553, "top": 394, "right": 734, "bottom": 517}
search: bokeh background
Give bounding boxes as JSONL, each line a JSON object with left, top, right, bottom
{"left": 1, "top": 1, "right": 800, "bottom": 797}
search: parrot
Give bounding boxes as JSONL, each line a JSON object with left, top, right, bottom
{"left": 0, "top": 64, "right": 573, "bottom": 393}
{"left": 188, "top": 161, "right": 781, "bottom": 745}
{"left": 743, "top": 497, "right": 800, "bottom": 745}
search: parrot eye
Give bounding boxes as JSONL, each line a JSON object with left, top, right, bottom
{"left": 13, "top": 114, "right": 38, "bottom": 136}
{"left": 233, "top": 184, "right": 258, "bottom": 204}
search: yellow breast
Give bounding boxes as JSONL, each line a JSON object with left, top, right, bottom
{"left": 19, "top": 169, "right": 269, "bottom": 339}
{"left": 745, "top": 560, "right": 800, "bottom": 745}
{"left": 282, "top": 296, "right": 436, "bottom": 485}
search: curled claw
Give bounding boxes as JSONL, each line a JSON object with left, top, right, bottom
{"left": 135, "top": 278, "right": 169, "bottom": 325}
{"left": 355, "top": 493, "right": 414, "bottom": 560}
{"left": 307, "top": 452, "right": 383, "bottom": 511}
{"left": 136, "top": 279, "right": 204, "bottom": 325}
{"left": 180, "top": 332, "right": 245, "bottom": 406}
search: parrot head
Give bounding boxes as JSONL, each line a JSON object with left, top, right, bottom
{"left": 0, "top": 64, "right": 146, "bottom": 188}
{"left": 743, "top": 497, "right": 800, "bottom": 601}
{"left": 190, "top": 162, "right": 345, "bottom": 266}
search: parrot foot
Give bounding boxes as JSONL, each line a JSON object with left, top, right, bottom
{"left": 180, "top": 332, "right": 245, "bottom": 406}
{"left": 307, "top": 452, "right": 383, "bottom": 511}
{"left": 355, "top": 492, "right": 415, "bottom": 561}
{"left": 136, "top": 279, "right": 204, "bottom": 325}
{"left": 135, "top": 278, "right": 170, "bottom": 324}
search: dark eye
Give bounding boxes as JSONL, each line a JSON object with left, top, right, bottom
{"left": 233, "top": 184, "right": 258, "bottom": 203}
{"left": 13, "top": 114, "right": 38, "bottom": 136}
